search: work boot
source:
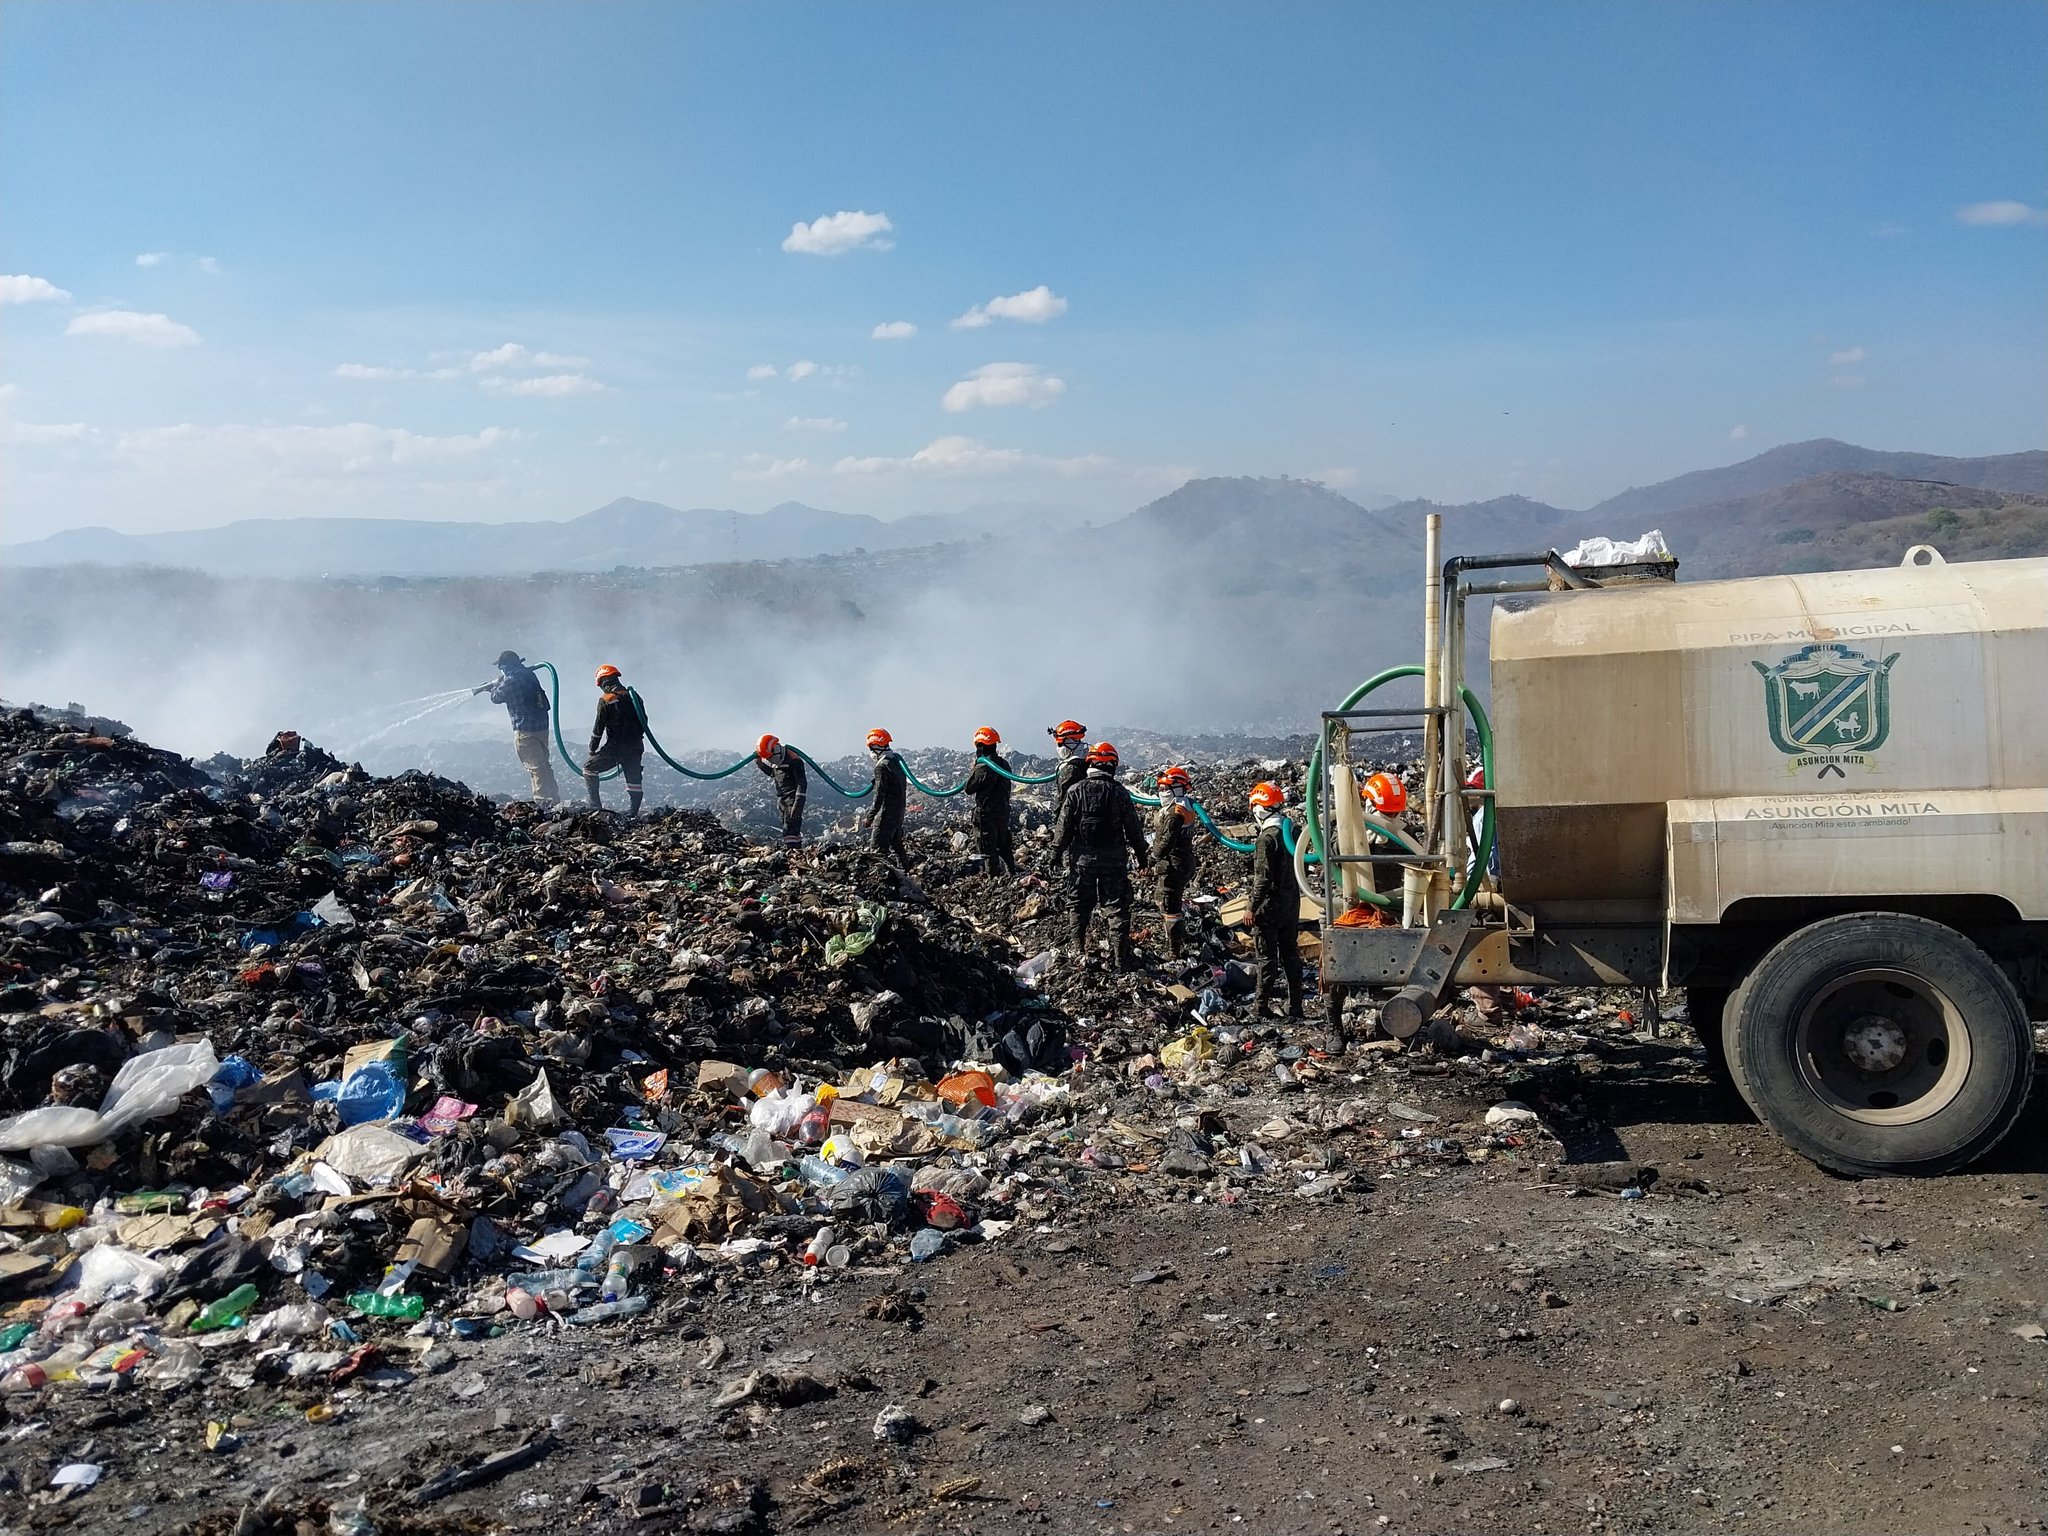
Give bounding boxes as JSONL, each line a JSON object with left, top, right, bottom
{"left": 583, "top": 776, "right": 602, "bottom": 812}
{"left": 627, "top": 790, "right": 643, "bottom": 819}
{"left": 1114, "top": 940, "right": 1138, "bottom": 972}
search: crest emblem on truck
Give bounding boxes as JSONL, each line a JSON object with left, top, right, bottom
{"left": 1752, "top": 642, "right": 1899, "bottom": 778}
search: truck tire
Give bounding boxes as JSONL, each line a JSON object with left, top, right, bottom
{"left": 1729, "top": 913, "right": 2034, "bottom": 1178}
{"left": 1684, "top": 987, "right": 1744, "bottom": 1107}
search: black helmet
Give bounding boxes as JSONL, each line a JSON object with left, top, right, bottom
{"left": 495, "top": 650, "right": 522, "bottom": 668}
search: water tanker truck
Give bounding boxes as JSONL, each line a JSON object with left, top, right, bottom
{"left": 1314, "top": 540, "right": 2045, "bottom": 1177}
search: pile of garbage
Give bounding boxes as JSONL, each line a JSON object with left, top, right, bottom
{"left": 0, "top": 707, "right": 1111, "bottom": 1410}
{"left": 0, "top": 704, "right": 1655, "bottom": 1465}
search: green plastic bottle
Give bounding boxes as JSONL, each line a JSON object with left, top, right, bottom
{"left": 191, "top": 1283, "right": 260, "bottom": 1332}
{"left": 346, "top": 1291, "right": 426, "bottom": 1320}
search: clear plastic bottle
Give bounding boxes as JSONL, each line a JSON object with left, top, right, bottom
{"left": 599, "top": 1253, "right": 633, "bottom": 1303}
{"left": 566, "top": 1295, "right": 649, "bottom": 1325}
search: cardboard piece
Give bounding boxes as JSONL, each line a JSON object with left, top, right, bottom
{"left": 393, "top": 1215, "right": 467, "bottom": 1276}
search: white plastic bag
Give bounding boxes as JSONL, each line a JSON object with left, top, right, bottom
{"left": 505, "top": 1069, "right": 567, "bottom": 1131}
{"left": 1561, "top": 529, "right": 1672, "bottom": 567}
{"left": 312, "top": 1123, "right": 428, "bottom": 1187}
{"left": 0, "top": 1040, "right": 219, "bottom": 1151}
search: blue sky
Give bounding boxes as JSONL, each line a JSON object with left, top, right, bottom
{"left": 2, "top": 0, "right": 2043, "bottom": 540}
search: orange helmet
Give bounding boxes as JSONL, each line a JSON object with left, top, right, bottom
{"left": 866, "top": 727, "right": 892, "bottom": 750}
{"left": 1248, "top": 781, "right": 1285, "bottom": 810}
{"left": 756, "top": 733, "right": 779, "bottom": 760}
{"left": 594, "top": 664, "right": 621, "bottom": 684}
{"left": 1155, "top": 765, "right": 1191, "bottom": 791}
{"left": 973, "top": 726, "right": 1001, "bottom": 747}
{"left": 1049, "top": 719, "right": 1086, "bottom": 743}
{"left": 1361, "top": 772, "right": 1407, "bottom": 816}
{"left": 1085, "top": 740, "right": 1118, "bottom": 767}
{"left": 1465, "top": 765, "right": 1487, "bottom": 789}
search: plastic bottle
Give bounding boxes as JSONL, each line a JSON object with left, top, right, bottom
{"left": 247, "top": 1302, "right": 331, "bottom": 1343}
{"left": 505, "top": 1267, "right": 591, "bottom": 1293}
{"left": 798, "top": 1154, "right": 849, "bottom": 1187}
{"left": 574, "top": 1229, "right": 617, "bottom": 1278}
{"left": 346, "top": 1290, "right": 426, "bottom": 1320}
{"left": 192, "top": 1284, "right": 262, "bottom": 1332}
{"left": 803, "top": 1225, "right": 837, "bottom": 1266}
{"left": 599, "top": 1253, "right": 633, "bottom": 1303}
{"left": 566, "top": 1295, "right": 649, "bottom": 1325}
{"left": 505, "top": 1287, "right": 539, "bottom": 1321}
{"left": 0, "top": 1362, "right": 50, "bottom": 1393}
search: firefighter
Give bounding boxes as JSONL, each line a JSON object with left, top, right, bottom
{"left": 1048, "top": 720, "right": 1088, "bottom": 817}
{"left": 755, "top": 734, "right": 807, "bottom": 849}
{"left": 476, "top": 650, "right": 559, "bottom": 802}
{"left": 1248, "top": 781, "right": 1306, "bottom": 1019}
{"left": 862, "top": 727, "right": 912, "bottom": 868}
{"left": 1051, "top": 741, "right": 1150, "bottom": 968}
{"left": 962, "top": 726, "right": 1018, "bottom": 875}
{"left": 1149, "top": 765, "right": 1199, "bottom": 956}
{"left": 583, "top": 664, "right": 645, "bottom": 817}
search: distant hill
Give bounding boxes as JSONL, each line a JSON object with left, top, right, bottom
{"left": 0, "top": 496, "right": 1093, "bottom": 579}
{"left": 1655, "top": 472, "right": 2048, "bottom": 578}
{"left": 1589, "top": 439, "right": 2048, "bottom": 523}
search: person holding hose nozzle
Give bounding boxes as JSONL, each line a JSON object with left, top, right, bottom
{"left": 475, "top": 650, "right": 560, "bottom": 803}
{"left": 963, "top": 726, "right": 1017, "bottom": 876}
{"left": 1052, "top": 741, "right": 1151, "bottom": 970}
{"left": 1149, "top": 765, "right": 1199, "bottom": 958}
{"left": 863, "top": 727, "right": 912, "bottom": 869}
{"left": 1248, "top": 781, "right": 1307, "bottom": 1019}
{"left": 584, "top": 664, "right": 645, "bottom": 818}
{"left": 754, "top": 735, "right": 807, "bottom": 850}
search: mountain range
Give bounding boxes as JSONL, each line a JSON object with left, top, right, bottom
{"left": 6, "top": 438, "right": 2041, "bottom": 582}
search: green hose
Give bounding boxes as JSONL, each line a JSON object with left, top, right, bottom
{"left": 788, "top": 748, "right": 873, "bottom": 800}
{"left": 903, "top": 765, "right": 969, "bottom": 798}
{"left": 980, "top": 759, "right": 1057, "bottom": 786}
{"left": 535, "top": 662, "right": 618, "bottom": 781}
{"left": 1303, "top": 665, "right": 1496, "bottom": 910}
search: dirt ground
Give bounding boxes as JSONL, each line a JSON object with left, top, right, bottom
{"left": 7, "top": 1030, "right": 2043, "bottom": 1536}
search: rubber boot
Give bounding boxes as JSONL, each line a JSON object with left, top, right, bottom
{"left": 583, "top": 775, "right": 602, "bottom": 811}
{"left": 627, "top": 789, "right": 643, "bottom": 819}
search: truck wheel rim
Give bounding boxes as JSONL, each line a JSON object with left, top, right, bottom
{"left": 1794, "top": 968, "right": 1971, "bottom": 1126}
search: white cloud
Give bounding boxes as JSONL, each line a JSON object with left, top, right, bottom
{"left": 733, "top": 454, "right": 812, "bottom": 482}
{"left": 469, "top": 342, "right": 533, "bottom": 372}
{"left": 197, "top": 256, "right": 221, "bottom": 275}
{"left": 1829, "top": 345, "right": 1868, "bottom": 365}
{"left": 951, "top": 284, "right": 1068, "bottom": 329}
{"left": 335, "top": 362, "right": 409, "bottom": 381}
{"left": 835, "top": 434, "right": 1110, "bottom": 479}
{"left": 785, "top": 360, "right": 820, "bottom": 381}
{"left": 135, "top": 251, "right": 169, "bottom": 268}
{"left": 65, "top": 310, "right": 200, "bottom": 347}
{"left": 113, "top": 421, "right": 517, "bottom": 485}
{"left": 1729, "top": 424, "right": 1750, "bottom": 442}
{"left": 870, "top": 321, "right": 917, "bottom": 340}
{"left": 480, "top": 372, "right": 605, "bottom": 397}
{"left": 1956, "top": 200, "right": 2048, "bottom": 227}
{"left": 941, "top": 362, "right": 1066, "bottom": 412}
{"left": 0, "top": 419, "right": 91, "bottom": 444}
{"left": 745, "top": 363, "right": 780, "bottom": 381}
{"left": 0, "top": 274, "right": 73, "bottom": 305}
{"left": 1314, "top": 467, "right": 1359, "bottom": 489}
{"left": 785, "top": 416, "right": 848, "bottom": 433}
{"left": 781, "top": 210, "right": 895, "bottom": 255}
